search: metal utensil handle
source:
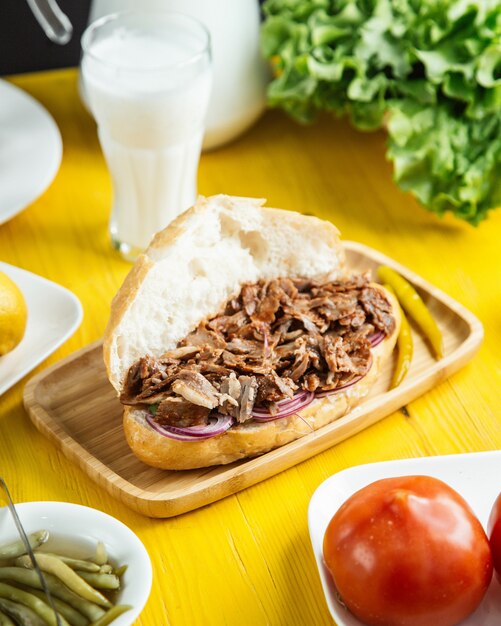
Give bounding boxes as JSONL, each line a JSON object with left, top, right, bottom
{"left": 25, "top": 0, "right": 73, "bottom": 45}
{"left": 0, "top": 477, "right": 62, "bottom": 626}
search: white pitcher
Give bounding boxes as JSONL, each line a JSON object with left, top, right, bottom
{"left": 86, "top": 0, "right": 269, "bottom": 150}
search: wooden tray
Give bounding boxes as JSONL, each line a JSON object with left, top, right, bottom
{"left": 23, "top": 242, "right": 483, "bottom": 518}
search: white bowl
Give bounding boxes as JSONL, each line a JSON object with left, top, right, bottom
{"left": 308, "top": 451, "right": 501, "bottom": 626}
{"left": 0, "top": 502, "right": 152, "bottom": 626}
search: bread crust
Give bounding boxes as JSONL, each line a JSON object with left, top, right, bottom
{"left": 123, "top": 286, "right": 400, "bottom": 470}
{"left": 102, "top": 255, "right": 153, "bottom": 388}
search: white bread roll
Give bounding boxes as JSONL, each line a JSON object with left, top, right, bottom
{"left": 104, "top": 194, "right": 400, "bottom": 470}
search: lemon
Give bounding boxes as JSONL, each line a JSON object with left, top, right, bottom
{"left": 0, "top": 271, "right": 28, "bottom": 356}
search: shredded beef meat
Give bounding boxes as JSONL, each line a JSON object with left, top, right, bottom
{"left": 171, "top": 370, "right": 220, "bottom": 409}
{"left": 155, "top": 397, "right": 210, "bottom": 428}
{"left": 121, "top": 275, "right": 395, "bottom": 427}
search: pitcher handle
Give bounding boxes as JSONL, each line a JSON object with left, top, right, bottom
{"left": 26, "top": 0, "right": 73, "bottom": 45}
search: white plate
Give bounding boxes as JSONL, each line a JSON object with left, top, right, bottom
{"left": 0, "top": 262, "right": 83, "bottom": 396}
{"left": 308, "top": 451, "right": 501, "bottom": 626}
{"left": 0, "top": 79, "right": 62, "bottom": 225}
{"left": 0, "top": 501, "right": 152, "bottom": 626}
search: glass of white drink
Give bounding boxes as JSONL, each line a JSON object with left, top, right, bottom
{"left": 81, "top": 11, "right": 212, "bottom": 260}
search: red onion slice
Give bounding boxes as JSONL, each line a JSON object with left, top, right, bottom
{"left": 146, "top": 413, "right": 233, "bottom": 441}
{"left": 252, "top": 391, "right": 315, "bottom": 422}
{"left": 370, "top": 330, "right": 385, "bottom": 347}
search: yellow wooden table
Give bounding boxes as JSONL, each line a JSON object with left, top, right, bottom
{"left": 1, "top": 68, "right": 500, "bottom": 626}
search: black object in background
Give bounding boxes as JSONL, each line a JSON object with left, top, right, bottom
{"left": 0, "top": 0, "right": 91, "bottom": 76}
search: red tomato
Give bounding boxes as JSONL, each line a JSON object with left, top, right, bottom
{"left": 488, "top": 492, "right": 501, "bottom": 582}
{"left": 323, "top": 475, "right": 493, "bottom": 626}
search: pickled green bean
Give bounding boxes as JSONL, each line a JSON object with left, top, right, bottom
{"left": 26, "top": 589, "right": 89, "bottom": 626}
{"left": 35, "top": 554, "right": 100, "bottom": 574}
{"left": 74, "top": 572, "right": 119, "bottom": 591}
{"left": 0, "top": 598, "right": 46, "bottom": 626}
{"left": 0, "top": 582, "right": 70, "bottom": 626}
{"left": 112, "top": 566, "right": 127, "bottom": 578}
{"left": 0, "top": 609, "right": 15, "bottom": 626}
{"left": 0, "top": 568, "right": 104, "bottom": 622}
{"left": 89, "top": 605, "right": 131, "bottom": 626}
{"left": 0, "top": 531, "right": 49, "bottom": 560}
{"left": 16, "top": 555, "right": 111, "bottom": 608}
{"left": 93, "top": 544, "right": 107, "bottom": 568}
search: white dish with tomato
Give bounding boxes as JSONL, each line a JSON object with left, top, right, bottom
{"left": 308, "top": 450, "right": 501, "bottom": 626}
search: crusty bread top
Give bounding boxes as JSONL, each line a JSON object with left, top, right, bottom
{"left": 103, "top": 195, "right": 345, "bottom": 392}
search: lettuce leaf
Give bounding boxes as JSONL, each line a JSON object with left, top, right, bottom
{"left": 261, "top": 0, "right": 501, "bottom": 223}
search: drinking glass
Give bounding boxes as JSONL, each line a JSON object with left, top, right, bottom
{"left": 81, "top": 11, "right": 211, "bottom": 260}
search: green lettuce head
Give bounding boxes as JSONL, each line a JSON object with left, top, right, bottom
{"left": 262, "top": 0, "right": 501, "bottom": 224}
